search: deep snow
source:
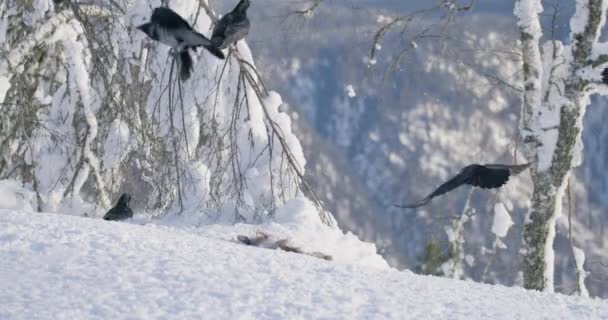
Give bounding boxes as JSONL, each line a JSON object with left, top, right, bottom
{"left": 1, "top": 210, "right": 606, "bottom": 319}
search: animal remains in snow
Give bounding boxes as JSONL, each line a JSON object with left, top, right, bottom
{"left": 237, "top": 232, "right": 332, "bottom": 261}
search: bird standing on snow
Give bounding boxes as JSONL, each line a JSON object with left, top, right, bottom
{"left": 137, "top": 7, "right": 225, "bottom": 80}
{"left": 395, "top": 163, "right": 532, "bottom": 209}
{"left": 103, "top": 193, "right": 134, "bottom": 221}
{"left": 211, "top": 0, "right": 251, "bottom": 50}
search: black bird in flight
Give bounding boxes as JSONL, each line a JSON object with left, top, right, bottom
{"left": 395, "top": 163, "right": 532, "bottom": 209}
{"left": 103, "top": 193, "right": 134, "bottom": 221}
{"left": 602, "top": 68, "right": 608, "bottom": 84}
{"left": 211, "top": 0, "right": 251, "bottom": 49}
{"left": 137, "top": 7, "right": 225, "bottom": 80}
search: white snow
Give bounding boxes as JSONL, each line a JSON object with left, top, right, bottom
{"left": 22, "top": 0, "right": 53, "bottom": 26}
{"left": 544, "top": 178, "right": 569, "bottom": 292}
{"left": 0, "top": 180, "right": 36, "bottom": 211}
{"left": 514, "top": 0, "right": 543, "bottom": 37}
{"left": 514, "top": 0, "right": 608, "bottom": 294}
{"left": 388, "top": 152, "right": 405, "bottom": 168}
{"left": 1, "top": 210, "right": 607, "bottom": 320}
{"left": 0, "top": 0, "right": 320, "bottom": 223}
{"left": 376, "top": 15, "right": 391, "bottom": 24}
{"left": 345, "top": 84, "right": 356, "bottom": 98}
{"left": 363, "top": 56, "right": 377, "bottom": 65}
{"left": 0, "top": 18, "right": 7, "bottom": 45}
{"left": 369, "top": 131, "right": 380, "bottom": 142}
{"left": 102, "top": 119, "right": 132, "bottom": 169}
{"left": 491, "top": 203, "right": 513, "bottom": 238}
{"left": 0, "top": 76, "right": 9, "bottom": 105}
{"left": 570, "top": 0, "right": 608, "bottom": 43}
{"left": 572, "top": 246, "right": 590, "bottom": 298}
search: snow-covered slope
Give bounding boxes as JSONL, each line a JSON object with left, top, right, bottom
{"left": 1, "top": 210, "right": 606, "bottom": 319}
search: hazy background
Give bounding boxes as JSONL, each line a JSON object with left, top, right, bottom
{"left": 209, "top": 0, "right": 608, "bottom": 297}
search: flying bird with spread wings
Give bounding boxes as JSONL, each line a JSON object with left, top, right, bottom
{"left": 211, "top": 0, "right": 251, "bottom": 49}
{"left": 137, "top": 7, "right": 225, "bottom": 80}
{"left": 395, "top": 163, "right": 532, "bottom": 209}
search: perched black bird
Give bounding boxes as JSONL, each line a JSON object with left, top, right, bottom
{"left": 602, "top": 68, "right": 608, "bottom": 84}
{"left": 211, "top": 0, "right": 251, "bottom": 49}
{"left": 395, "top": 163, "right": 532, "bottom": 209}
{"left": 103, "top": 193, "right": 134, "bottom": 221}
{"left": 137, "top": 7, "right": 225, "bottom": 80}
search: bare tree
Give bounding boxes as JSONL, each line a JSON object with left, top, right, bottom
{"left": 286, "top": 0, "right": 477, "bottom": 80}
{"left": 0, "top": 0, "right": 332, "bottom": 225}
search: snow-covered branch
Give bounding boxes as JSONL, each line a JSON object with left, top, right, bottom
{"left": 515, "top": 0, "right": 608, "bottom": 292}
{"left": 0, "top": 0, "right": 333, "bottom": 226}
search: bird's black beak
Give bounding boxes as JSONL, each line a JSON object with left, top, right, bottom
{"left": 136, "top": 23, "right": 149, "bottom": 33}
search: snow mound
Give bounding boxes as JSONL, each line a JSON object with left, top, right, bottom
{"left": 1, "top": 210, "right": 607, "bottom": 320}
{"left": 0, "top": 180, "right": 36, "bottom": 211}
{"left": 0, "top": 180, "right": 387, "bottom": 269}
{"left": 156, "top": 197, "right": 389, "bottom": 269}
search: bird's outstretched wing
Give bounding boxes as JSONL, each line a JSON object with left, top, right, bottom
{"left": 394, "top": 163, "right": 530, "bottom": 209}
{"left": 151, "top": 7, "right": 192, "bottom": 30}
{"left": 466, "top": 165, "right": 510, "bottom": 189}
{"left": 394, "top": 169, "right": 471, "bottom": 209}
{"left": 602, "top": 68, "right": 608, "bottom": 84}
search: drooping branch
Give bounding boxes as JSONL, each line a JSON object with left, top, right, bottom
{"left": 238, "top": 57, "right": 335, "bottom": 226}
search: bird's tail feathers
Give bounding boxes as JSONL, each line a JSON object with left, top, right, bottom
{"left": 203, "top": 44, "right": 225, "bottom": 59}
{"left": 510, "top": 162, "right": 533, "bottom": 175}
{"left": 182, "top": 29, "right": 212, "bottom": 47}
{"left": 179, "top": 50, "right": 193, "bottom": 80}
{"left": 394, "top": 196, "right": 432, "bottom": 209}
{"left": 185, "top": 30, "right": 225, "bottom": 59}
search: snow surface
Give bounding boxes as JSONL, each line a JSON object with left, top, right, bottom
{"left": 1, "top": 210, "right": 607, "bottom": 320}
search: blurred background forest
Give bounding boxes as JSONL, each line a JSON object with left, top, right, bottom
{"left": 218, "top": 0, "right": 608, "bottom": 297}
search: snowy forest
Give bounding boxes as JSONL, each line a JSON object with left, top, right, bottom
{"left": 1, "top": 0, "right": 608, "bottom": 318}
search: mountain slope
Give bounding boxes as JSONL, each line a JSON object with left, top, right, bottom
{"left": 247, "top": 2, "right": 608, "bottom": 297}
{"left": 1, "top": 210, "right": 606, "bottom": 319}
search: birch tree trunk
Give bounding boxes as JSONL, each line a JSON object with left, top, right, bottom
{"left": 515, "top": 0, "right": 608, "bottom": 291}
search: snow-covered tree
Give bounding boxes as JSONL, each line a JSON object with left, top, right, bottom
{"left": 0, "top": 0, "right": 331, "bottom": 225}
{"left": 514, "top": 0, "right": 607, "bottom": 291}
